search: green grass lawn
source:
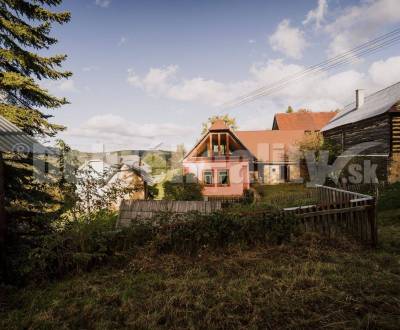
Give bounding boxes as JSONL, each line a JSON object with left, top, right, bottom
{"left": 253, "top": 183, "right": 318, "bottom": 208}
{"left": 2, "top": 208, "right": 400, "bottom": 329}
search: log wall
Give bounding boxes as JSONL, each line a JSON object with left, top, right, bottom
{"left": 323, "top": 113, "right": 391, "bottom": 181}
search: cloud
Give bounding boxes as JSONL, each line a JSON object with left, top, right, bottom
{"left": 248, "top": 39, "right": 256, "bottom": 44}
{"left": 127, "top": 52, "right": 400, "bottom": 116}
{"left": 65, "top": 114, "right": 195, "bottom": 150}
{"left": 303, "top": 0, "right": 328, "bottom": 29}
{"left": 95, "top": 0, "right": 111, "bottom": 8}
{"left": 127, "top": 65, "right": 254, "bottom": 106}
{"left": 127, "top": 65, "right": 178, "bottom": 93}
{"left": 324, "top": 0, "right": 400, "bottom": 56}
{"left": 269, "top": 19, "right": 308, "bottom": 59}
{"left": 54, "top": 79, "right": 77, "bottom": 92}
{"left": 81, "top": 114, "right": 192, "bottom": 138}
{"left": 368, "top": 56, "right": 400, "bottom": 87}
{"left": 118, "top": 36, "right": 127, "bottom": 47}
{"left": 67, "top": 55, "right": 400, "bottom": 150}
{"left": 82, "top": 66, "right": 99, "bottom": 72}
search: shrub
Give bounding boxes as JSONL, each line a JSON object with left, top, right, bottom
{"left": 3, "top": 212, "right": 154, "bottom": 285}
{"left": 3, "top": 208, "right": 299, "bottom": 285}
{"left": 163, "top": 173, "right": 203, "bottom": 200}
{"left": 378, "top": 182, "right": 400, "bottom": 211}
{"left": 152, "top": 209, "right": 298, "bottom": 255}
{"left": 243, "top": 189, "right": 255, "bottom": 204}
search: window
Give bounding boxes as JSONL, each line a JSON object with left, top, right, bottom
{"left": 218, "top": 170, "right": 229, "bottom": 185}
{"left": 203, "top": 170, "right": 213, "bottom": 185}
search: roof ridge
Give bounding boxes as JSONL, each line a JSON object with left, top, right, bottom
{"left": 341, "top": 80, "right": 400, "bottom": 110}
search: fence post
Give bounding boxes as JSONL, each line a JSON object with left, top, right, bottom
{"left": 370, "top": 198, "right": 378, "bottom": 247}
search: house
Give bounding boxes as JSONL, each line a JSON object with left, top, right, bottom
{"left": 321, "top": 82, "right": 400, "bottom": 183}
{"left": 272, "top": 111, "right": 337, "bottom": 131}
{"left": 78, "top": 159, "right": 153, "bottom": 203}
{"left": 183, "top": 119, "right": 305, "bottom": 198}
{"left": 105, "top": 163, "right": 153, "bottom": 202}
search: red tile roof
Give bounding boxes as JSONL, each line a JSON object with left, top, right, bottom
{"left": 273, "top": 112, "right": 336, "bottom": 131}
{"left": 209, "top": 119, "right": 230, "bottom": 131}
{"left": 235, "top": 130, "right": 305, "bottom": 162}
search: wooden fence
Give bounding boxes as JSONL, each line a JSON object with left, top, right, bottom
{"left": 336, "top": 182, "right": 386, "bottom": 199}
{"left": 284, "top": 185, "right": 377, "bottom": 246}
{"left": 118, "top": 185, "right": 378, "bottom": 246}
{"left": 117, "top": 200, "right": 222, "bottom": 227}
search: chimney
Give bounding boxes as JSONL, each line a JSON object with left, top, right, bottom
{"left": 356, "top": 89, "right": 365, "bottom": 109}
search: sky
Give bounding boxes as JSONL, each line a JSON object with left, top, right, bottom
{"left": 42, "top": 0, "right": 400, "bottom": 152}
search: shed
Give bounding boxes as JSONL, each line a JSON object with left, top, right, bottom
{"left": 321, "top": 82, "right": 400, "bottom": 182}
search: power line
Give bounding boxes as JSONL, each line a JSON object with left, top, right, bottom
{"left": 227, "top": 35, "right": 400, "bottom": 109}
{"left": 221, "top": 27, "right": 400, "bottom": 110}
{"left": 222, "top": 28, "right": 400, "bottom": 109}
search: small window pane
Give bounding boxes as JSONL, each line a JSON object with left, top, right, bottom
{"left": 218, "top": 170, "right": 229, "bottom": 185}
{"left": 204, "top": 170, "right": 213, "bottom": 185}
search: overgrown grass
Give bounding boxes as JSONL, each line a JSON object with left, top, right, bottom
{"left": 2, "top": 229, "right": 400, "bottom": 329}
{"left": 2, "top": 184, "right": 400, "bottom": 329}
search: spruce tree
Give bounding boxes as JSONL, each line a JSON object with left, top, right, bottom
{"left": 0, "top": 0, "right": 71, "bottom": 136}
{"left": 0, "top": 1, "right": 71, "bottom": 282}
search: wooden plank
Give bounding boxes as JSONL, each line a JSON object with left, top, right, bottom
{"left": 294, "top": 205, "right": 371, "bottom": 219}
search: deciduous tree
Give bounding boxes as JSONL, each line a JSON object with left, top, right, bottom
{"left": 201, "top": 115, "right": 237, "bottom": 134}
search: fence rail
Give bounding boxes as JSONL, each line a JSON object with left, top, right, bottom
{"left": 284, "top": 185, "right": 377, "bottom": 246}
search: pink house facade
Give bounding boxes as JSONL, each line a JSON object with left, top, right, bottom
{"left": 183, "top": 119, "right": 311, "bottom": 198}
{"left": 183, "top": 120, "right": 253, "bottom": 198}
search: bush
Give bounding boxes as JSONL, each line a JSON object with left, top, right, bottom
{"left": 378, "top": 182, "right": 400, "bottom": 211}
{"left": 243, "top": 189, "right": 255, "bottom": 204}
{"left": 152, "top": 209, "right": 298, "bottom": 255}
{"left": 3, "top": 208, "right": 299, "bottom": 285}
{"left": 3, "top": 212, "right": 154, "bottom": 285}
{"left": 163, "top": 173, "right": 203, "bottom": 200}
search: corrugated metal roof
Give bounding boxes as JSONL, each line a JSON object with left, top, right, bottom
{"left": 0, "top": 115, "right": 56, "bottom": 154}
{"left": 322, "top": 81, "right": 400, "bottom": 131}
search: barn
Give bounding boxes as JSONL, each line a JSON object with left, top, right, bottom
{"left": 321, "top": 82, "right": 400, "bottom": 183}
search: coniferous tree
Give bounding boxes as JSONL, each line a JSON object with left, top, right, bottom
{"left": 0, "top": 0, "right": 71, "bottom": 136}
{"left": 0, "top": 1, "right": 71, "bottom": 282}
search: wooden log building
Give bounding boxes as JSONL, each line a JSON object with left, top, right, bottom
{"left": 321, "top": 82, "right": 400, "bottom": 183}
